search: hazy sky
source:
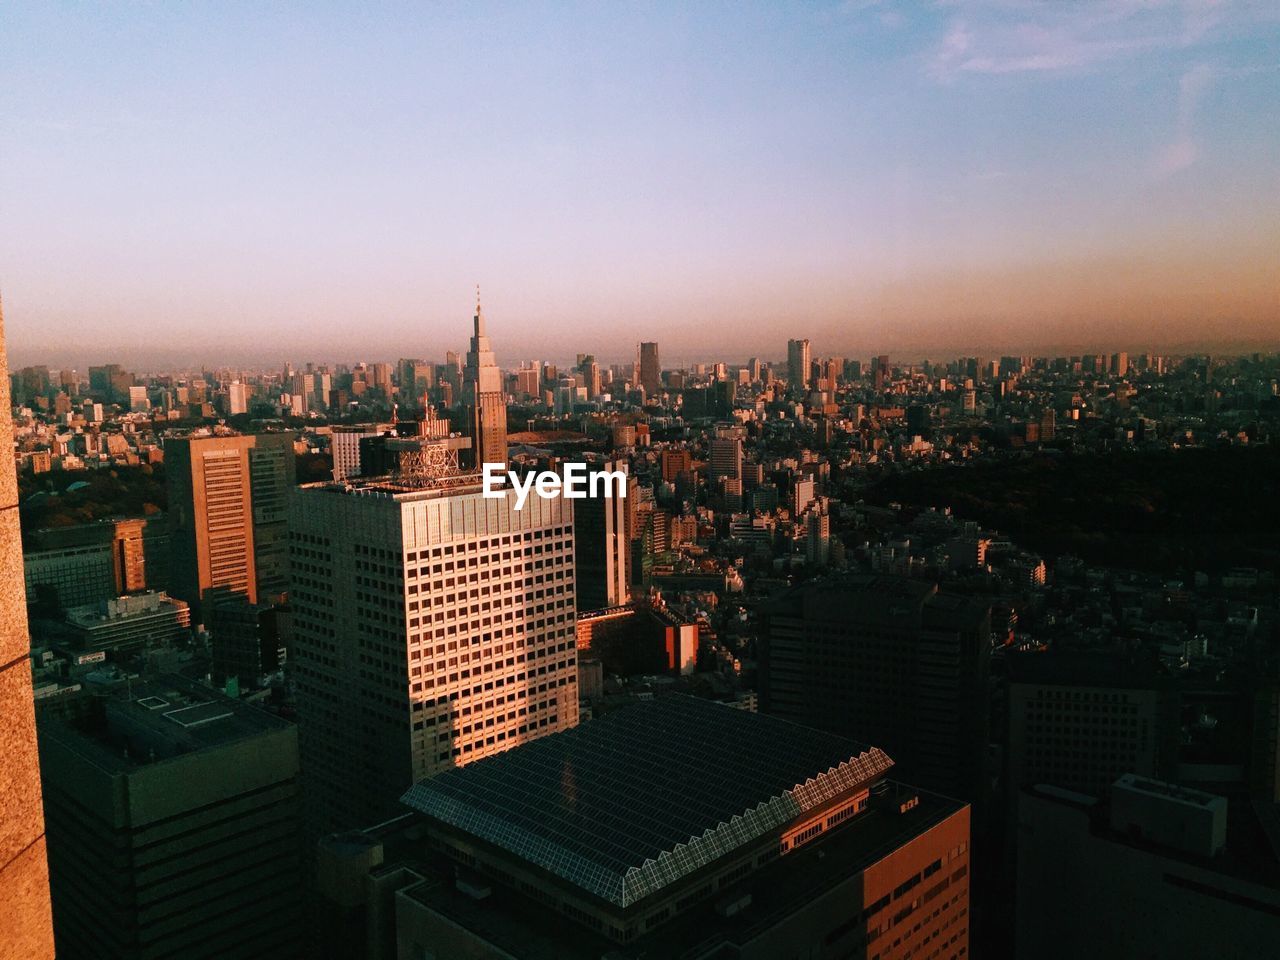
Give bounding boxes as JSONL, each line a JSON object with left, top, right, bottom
{"left": 2, "top": 1, "right": 1277, "bottom": 369}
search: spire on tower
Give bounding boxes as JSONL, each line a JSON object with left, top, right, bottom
{"left": 473, "top": 285, "right": 485, "bottom": 338}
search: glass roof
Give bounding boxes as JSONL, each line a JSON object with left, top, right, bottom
{"left": 401, "top": 695, "right": 893, "bottom": 907}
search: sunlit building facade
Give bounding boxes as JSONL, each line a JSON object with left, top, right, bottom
{"left": 290, "top": 476, "right": 579, "bottom": 835}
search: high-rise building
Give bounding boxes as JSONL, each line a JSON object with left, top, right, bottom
{"left": 554, "top": 376, "right": 577, "bottom": 416}
{"left": 290, "top": 475, "right": 579, "bottom": 835}
{"left": 211, "top": 600, "right": 292, "bottom": 688}
{"left": 787, "top": 338, "right": 811, "bottom": 392}
{"left": 576, "top": 354, "right": 602, "bottom": 398}
{"left": 660, "top": 447, "right": 692, "bottom": 484}
{"left": 37, "top": 675, "right": 302, "bottom": 959}
{"left": 0, "top": 295, "right": 56, "bottom": 958}
{"left": 463, "top": 296, "right": 508, "bottom": 469}
{"left": 227, "top": 380, "right": 248, "bottom": 415}
{"left": 330, "top": 424, "right": 389, "bottom": 481}
{"left": 873, "top": 354, "right": 890, "bottom": 392}
{"left": 1007, "top": 652, "right": 1174, "bottom": 806}
{"left": 1039, "top": 407, "right": 1056, "bottom": 442}
{"left": 396, "top": 358, "right": 434, "bottom": 408}
{"left": 88, "top": 362, "right": 134, "bottom": 403}
{"left": 572, "top": 460, "right": 632, "bottom": 613}
{"left": 246, "top": 434, "right": 294, "bottom": 601}
{"left": 368, "top": 361, "right": 394, "bottom": 394}
{"left": 708, "top": 435, "right": 743, "bottom": 483}
{"left": 761, "top": 575, "right": 991, "bottom": 801}
{"left": 128, "top": 384, "right": 150, "bottom": 413}
{"left": 804, "top": 504, "right": 830, "bottom": 566}
{"left": 638, "top": 341, "right": 661, "bottom": 396}
{"left": 23, "top": 517, "right": 167, "bottom": 610}
{"left": 791, "top": 475, "right": 815, "bottom": 514}
{"left": 166, "top": 433, "right": 296, "bottom": 623}
{"left": 513, "top": 363, "right": 539, "bottom": 399}
{"left": 1017, "top": 775, "right": 1280, "bottom": 958}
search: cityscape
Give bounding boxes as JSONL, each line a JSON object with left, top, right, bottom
{"left": 3, "top": 4, "right": 1280, "bottom": 960}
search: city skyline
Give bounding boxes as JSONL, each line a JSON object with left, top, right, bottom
{"left": 10, "top": 261, "right": 1280, "bottom": 959}
{"left": 3, "top": 1, "right": 1278, "bottom": 367}
{"left": 4, "top": 292, "right": 1277, "bottom": 375}
{"left": 7, "top": 4, "right": 1280, "bottom": 958}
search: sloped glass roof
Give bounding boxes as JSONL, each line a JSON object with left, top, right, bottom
{"left": 401, "top": 695, "right": 893, "bottom": 907}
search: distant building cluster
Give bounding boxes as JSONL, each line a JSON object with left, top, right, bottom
{"left": 8, "top": 297, "right": 1280, "bottom": 958}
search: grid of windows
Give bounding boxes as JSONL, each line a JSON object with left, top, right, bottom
{"left": 291, "top": 480, "right": 579, "bottom": 835}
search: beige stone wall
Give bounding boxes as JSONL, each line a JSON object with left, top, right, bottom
{"left": 0, "top": 298, "right": 55, "bottom": 958}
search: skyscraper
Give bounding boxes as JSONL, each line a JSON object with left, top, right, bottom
{"left": 1017, "top": 775, "right": 1280, "bottom": 959}
{"left": 23, "top": 517, "right": 166, "bottom": 610}
{"left": 166, "top": 433, "right": 295, "bottom": 624}
{"left": 330, "top": 424, "right": 389, "bottom": 481}
{"left": 761, "top": 575, "right": 991, "bottom": 801}
{"left": 463, "top": 295, "right": 508, "bottom": 469}
{"left": 787, "top": 337, "right": 811, "bottom": 392}
{"left": 873, "top": 353, "right": 890, "bottom": 391}
{"left": 708, "top": 434, "right": 743, "bottom": 482}
{"left": 290, "top": 475, "right": 579, "bottom": 835}
{"left": 37, "top": 675, "right": 302, "bottom": 959}
{"left": 638, "top": 341, "right": 661, "bottom": 396}
{"left": 572, "top": 460, "right": 632, "bottom": 612}
{"left": 0, "top": 294, "right": 56, "bottom": 958}
{"left": 227, "top": 380, "right": 248, "bottom": 415}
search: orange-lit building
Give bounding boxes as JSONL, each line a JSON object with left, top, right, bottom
{"left": 166, "top": 432, "right": 295, "bottom": 623}
{"left": 290, "top": 474, "right": 579, "bottom": 836}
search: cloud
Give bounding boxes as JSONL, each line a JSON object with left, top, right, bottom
{"left": 1155, "top": 62, "right": 1213, "bottom": 175}
{"left": 1182, "top": 0, "right": 1226, "bottom": 43}
{"left": 925, "top": 1, "right": 1264, "bottom": 81}
{"left": 929, "top": 20, "right": 973, "bottom": 80}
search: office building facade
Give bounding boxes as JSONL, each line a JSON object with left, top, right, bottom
{"left": 290, "top": 476, "right": 579, "bottom": 835}
{"left": 572, "top": 460, "right": 631, "bottom": 613}
{"left": 1007, "top": 652, "right": 1174, "bottom": 805}
{"left": 1017, "top": 776, "right": 1280, "bottom": 958}
{"left": 787, "top": 337, "right": 811, "bottom": 392}
{"left": 23, "top": 517, "right": 167, "bottom": 610}
{"left": 638, "top": 341, "right": 661, "bottom": 396}
{"left": 37, "top": 676, "right": 302, "bottom": 959}
{"left": 762, "top": 575, "right": 991, "bottom": 801}
{"left": 166, "top": 433, "right": 295, "bottom": 623}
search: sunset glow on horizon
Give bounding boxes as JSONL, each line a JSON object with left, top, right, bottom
{"left": 2, "top": 1, "right": 1277, "bottom": 367}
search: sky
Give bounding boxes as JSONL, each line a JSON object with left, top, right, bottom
{"left": 1, "top": 0, "right": 1278, "bottom": 369}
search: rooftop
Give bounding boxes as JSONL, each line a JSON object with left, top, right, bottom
{"left": 63, "top": 590, "right": 187, "bottom": 629}
{"left": 1007, "top": 649, "right": 1166, "bottom": 689}
{"left": 398, "top": 785, "right": 965, "bottom": 960}
{"left": 401, "top": 695, "right": 894, "bottom": 908}
{"left": 37, "top": 673, "right": 293, "bottom": 774}
{"left": 769, "top": 574, "right": 989, "bottom": 631}
{"left": 298, "top": 473, "right": 486, "bottom": 499}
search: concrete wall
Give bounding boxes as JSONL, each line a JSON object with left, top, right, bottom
{"left": 0, "top": 297, "right": 57, "bottom": 958}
